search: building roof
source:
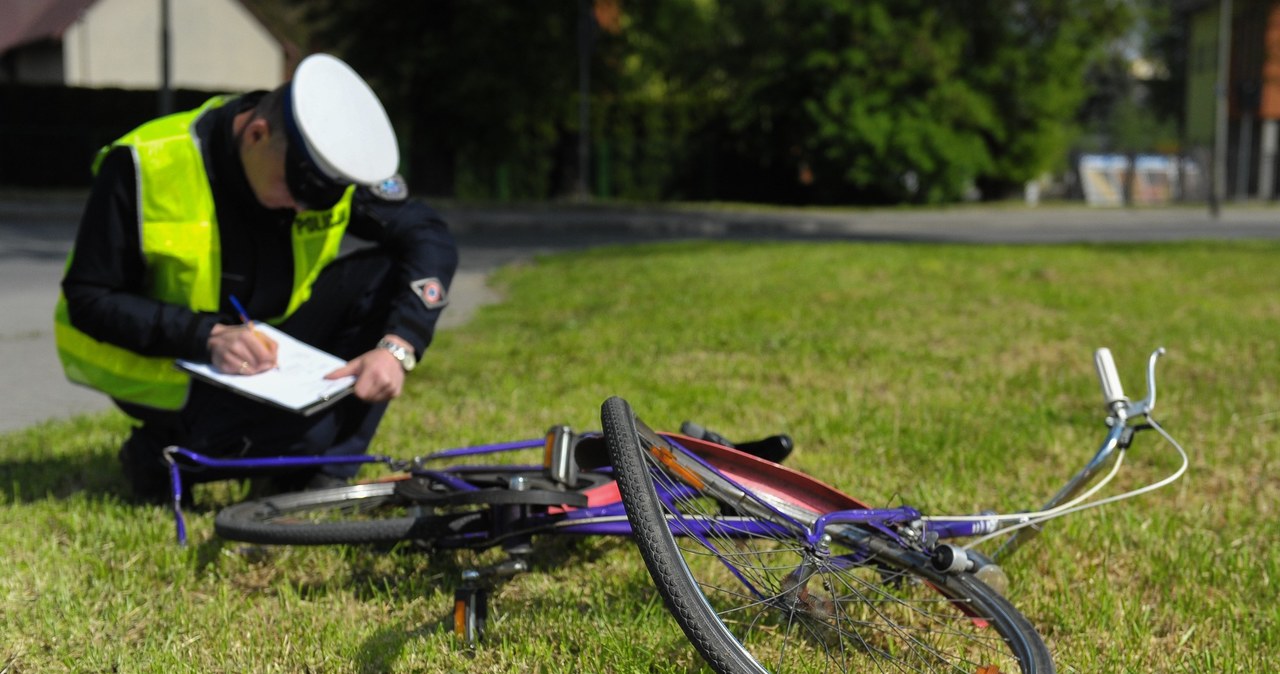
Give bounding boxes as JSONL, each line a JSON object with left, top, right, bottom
{"left": 0, "top": 0, "right": 96, "bottom": 54}
{"left": 1, "top": 0, "right": 302, "bottom": 74}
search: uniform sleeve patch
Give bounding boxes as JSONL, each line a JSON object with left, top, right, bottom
{"left": 411, "top": 277, "right": 448, "bottom": 309}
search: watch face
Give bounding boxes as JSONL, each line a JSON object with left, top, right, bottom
{"left": 380, "top": 340, "right": 416, "bottom": 371}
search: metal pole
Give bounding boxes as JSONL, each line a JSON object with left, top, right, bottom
{"left": 159, "top": 0, "right": 173, "bottom": 115}
{"left": 1212, "top": 0, "right": 1233, "bottom": 218}
{"left": 576, "top": 0, "right": 593, "bottom": 201}
{"left": 1236, "top": 109, "right": 1253, "bottom": 201}
{"left": 1260, "top": 120, "right": 1277, "bottom": 200}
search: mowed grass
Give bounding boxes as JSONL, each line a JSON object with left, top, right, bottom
{"left": 3, "top": 238, "right": 1277, "bottom": 672}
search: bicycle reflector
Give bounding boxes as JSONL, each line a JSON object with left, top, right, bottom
{"left": 648, "top": 442, "right": 706, "bottom": 491}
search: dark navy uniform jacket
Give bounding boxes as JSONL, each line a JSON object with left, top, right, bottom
{"left": 61, "top": 92, "right": 458, "bottom": 365}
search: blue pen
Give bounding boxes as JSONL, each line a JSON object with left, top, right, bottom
{"left": 229, "top": 294, "right": 273, "bottom": 351}
{"left": 228, "top": 294, "right": 252, "bottom": 325}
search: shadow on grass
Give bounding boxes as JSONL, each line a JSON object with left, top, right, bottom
{"left": 354, "top": 612, "right": 462, "bottom": 674}
{"left": 335, "top": 535, "right": 634, "bottom": 670}
{"left": 0, "top": 445, "right": 131, "bottom": 503}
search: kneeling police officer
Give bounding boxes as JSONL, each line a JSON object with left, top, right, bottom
{"left": 55, "top": 54, "right": 458, "bottom": 501}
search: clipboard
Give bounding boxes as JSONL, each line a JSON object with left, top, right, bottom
{"left": 176, "top": 323, "right": 355, "bottom": 416}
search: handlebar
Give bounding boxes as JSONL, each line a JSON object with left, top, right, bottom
{"left": 1095, "top": 347, "right": 1165, "bottom": 422}
{"left": 988, "top": 346, "right": 1170, "bottom": 561}
{"left": 1094, "top": 347, "right": 1127, "bottom": 410}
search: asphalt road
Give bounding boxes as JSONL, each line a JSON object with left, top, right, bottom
{"left": 2, "top": 191, "right": 1277, "bottom": 433}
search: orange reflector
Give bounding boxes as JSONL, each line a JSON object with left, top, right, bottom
{"left": 650, "top": 443, "right": 705, "bottom": 490}
{"left": 454, "top": 599, "right": 468, "bottom": 636}
{"left": 543, "top": 430, "right": 555, "bottom": 468}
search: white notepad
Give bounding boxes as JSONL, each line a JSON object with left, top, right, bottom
{"left": 176, "top": 323, "right": 355, "bottom": 415}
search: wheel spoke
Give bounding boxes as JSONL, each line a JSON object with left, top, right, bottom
{"left": 600, "top": 398, "right": 1050, "bottom": 673}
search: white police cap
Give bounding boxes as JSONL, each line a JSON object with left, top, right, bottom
{"left": 287, "top": 54, "right": 399, "bottom": 187}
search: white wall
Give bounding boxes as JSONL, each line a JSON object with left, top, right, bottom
{"left": 63, "top": 0, "right": 285, "bottom": 92}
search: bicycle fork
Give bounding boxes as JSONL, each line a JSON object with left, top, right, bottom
{"left": 776, "top": 538, "right": 839, "bottom": 621}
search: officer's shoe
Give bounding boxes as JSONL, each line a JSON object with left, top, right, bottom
{"left": 117, "top": 431, "right": 172, "bottom": 505}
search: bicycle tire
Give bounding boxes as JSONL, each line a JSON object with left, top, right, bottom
{"left": 214, "top": 481, "right": 477, "bottom": 546}
{"left": 601, "top": 396, "right": 1055, "bottom": 674}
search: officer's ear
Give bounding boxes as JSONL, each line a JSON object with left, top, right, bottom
{"left": 241, "top": 117, "right": 274, "bottom": 149}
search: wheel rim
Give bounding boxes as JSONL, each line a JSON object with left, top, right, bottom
{"left": 644, "top": 443, "right": 1038, "bottom": 673}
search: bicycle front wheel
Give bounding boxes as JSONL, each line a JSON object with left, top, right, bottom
{"left": 601, "top": 396, "right": 1054, "bottom": 674}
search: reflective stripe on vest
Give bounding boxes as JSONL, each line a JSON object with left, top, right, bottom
{"left": 54, "top": 97, "right": 352, "bottom": 410}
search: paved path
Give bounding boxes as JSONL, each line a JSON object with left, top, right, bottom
{"left": 2, "top": 192, "right": 1277, "bottom": 432}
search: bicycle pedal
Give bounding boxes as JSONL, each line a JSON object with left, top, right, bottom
{"left": 454, "top": 587, "right": 488, "bottom": 646}
{"left": 462, "top": 557, "right": 529, "bottom": 583}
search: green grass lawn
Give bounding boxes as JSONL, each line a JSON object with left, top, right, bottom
{"left": 3, "top": 239, "right": 1277, "bottom": 673}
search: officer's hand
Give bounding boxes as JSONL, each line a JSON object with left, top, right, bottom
{"left": 208, "top": 323, "right": 278, "bottom": 375}
{"left": 326, "top": 348, "right": 405, "bottom": 403}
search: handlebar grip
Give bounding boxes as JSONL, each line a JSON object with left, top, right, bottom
{"left": 679, "top": 421, "right": 734, "bottom": 448}
{"left": 1094, "top": 348, "right": 1127, "bottom": 407}
{"left": 734, "top": 435, "right": 794, "bottom": 464}
{"left": 680, "top": 421, "right": 794, "bottom": 464}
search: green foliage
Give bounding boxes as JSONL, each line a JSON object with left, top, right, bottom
{"left": 293, "top": 1, "right": 580, "bottom": 197}
{"left": 645, "top": 0, "right": 1136, "bottom": 203}
{"left": 798, "top": 2, "right": 1001, "bottom": 202}
{"left": 1077, "top": 0, "right": 1183, "bottom": 155}
{"left": 962, "top": 1, "right": 1136, "bottom": 194}
{"left": 287, "top": 1, "right": 1135, "bottom": 204}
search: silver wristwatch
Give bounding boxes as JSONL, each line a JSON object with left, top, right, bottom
{"left": 376, "top": 338, "right": 417, "bottom": 372}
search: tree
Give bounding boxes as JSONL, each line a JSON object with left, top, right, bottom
{"left": 649, "top": 0, "right": 1138, "bottom": 203}
{"left": 287, "top": 0, "right": 1136, "bottom": 204}
{"left": 292, "top": 1, "right": 583, "bottom": 197}
{"left": 1076, "top": 0, "right": 1182, "bottom": 154}
{"left": 592, "top": 1, "right": 985, "bottom": 203}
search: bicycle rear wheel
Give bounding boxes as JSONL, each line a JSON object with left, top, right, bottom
{"left": 214, "top": 481, "right": 477, "bottom": 546}
{"left": 601, "top": 396, "right": 1054, "bottom": 674}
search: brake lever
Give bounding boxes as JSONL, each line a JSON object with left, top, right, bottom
{"left": 1121, "top": 347, "right": 1165, "bottom": 420}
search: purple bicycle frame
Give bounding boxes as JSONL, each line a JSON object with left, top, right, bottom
{"left": 162, "top": 437, "right": 546, "bottom": 544}
{"left": 163, "top": 434, "right": 989, "bottom": 550}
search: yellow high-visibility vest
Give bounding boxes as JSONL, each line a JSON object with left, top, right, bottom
{"left": 54, "top": 97, "right": 351, "bottom": 410}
